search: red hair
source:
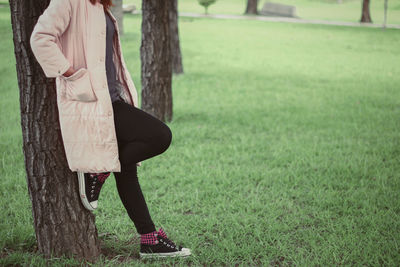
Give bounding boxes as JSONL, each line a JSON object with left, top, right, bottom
{"left": 89, "top": 0, "right": 114, "bottom": 10}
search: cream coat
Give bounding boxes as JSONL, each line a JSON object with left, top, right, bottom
{"left": 30, "top": 0, "right": 141, "bottom": 172}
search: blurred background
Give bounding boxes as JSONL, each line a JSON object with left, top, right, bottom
{"left": 122, "top": 0, "right": 400, "bottom": 25}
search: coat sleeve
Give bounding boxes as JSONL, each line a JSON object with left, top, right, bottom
{"left": 30, "top": 0, "right": 72, "bottom": 78}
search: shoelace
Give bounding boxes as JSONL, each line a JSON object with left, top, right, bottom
{"left": 157, "top": 232, "right": 178, "bottom": 248}
{"left": 163, "top": 237, "right": 177, "bottom": 248}
{"left": 89, "top": 172, "right": 110, "bottom": 199}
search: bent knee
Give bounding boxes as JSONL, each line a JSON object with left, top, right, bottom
{"left": 158, "top": 125, "right": 172, "bottom": 152}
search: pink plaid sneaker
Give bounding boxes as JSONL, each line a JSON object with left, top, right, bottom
{"left": 139, "top": 227, "right": 191, "bottom": 258}
{"left": 77, "top": 171, "right": 111, "bottom": 211}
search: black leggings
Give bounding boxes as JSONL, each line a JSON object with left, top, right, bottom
{"left": 112, "top": 99, "right": 172, "bottom": 234}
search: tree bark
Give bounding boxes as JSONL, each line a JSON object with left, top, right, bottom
{"left": 8, "top": 0, "right": 101, "bottom": 261}
{"left": 111, "top": 0, "right": 123, "bottom": 35}
{"left": 141, "top": 0, "right": 173, "bottom": 122}
{"left": 360, "top": 0, "right": 372, "bottom": 23}
{"left": 170, "top": 0, "right": 184, "bottom": 75}
{"left": 383, "top": 0, "right": 388, "bottom": 28}
{"left": 245, "top": 0, "right": 258, "bottom": 15}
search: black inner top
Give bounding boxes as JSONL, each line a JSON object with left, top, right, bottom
{"left": 105, "top": 11, "right": 123, "bottom": 103}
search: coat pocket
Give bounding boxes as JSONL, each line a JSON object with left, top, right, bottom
{"left": 61, "top": 68, "right": 97, "bottom": 102}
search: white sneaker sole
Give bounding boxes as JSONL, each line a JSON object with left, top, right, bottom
{"left": 77, "top": 172, "right": 96, "bottom": 211}
{"left": 139, "top": 247, "right": 191, "bottom": 258}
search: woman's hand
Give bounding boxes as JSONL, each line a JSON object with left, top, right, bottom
{"left": 62, "top": 66, "right": 76, "bottom": 77}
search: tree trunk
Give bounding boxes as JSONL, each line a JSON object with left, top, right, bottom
{"left": 383, "top": 0, "right": 388, "bottom": 28}
{"left": 360, "top": 0, "right": 372, "bottom": 23}
{"left": 111, "top": 0, "right": 123, "bottom": 35}
{"left": 245, "top": 0, "right": 258, "bottom": 15}
{"left": 8, "top": 0, "right": 101, "bottom": 261}
{"left": 141, "top": 0, "right": 173, "bottom": 122}
{"left": 170, "top": 0, "right": 184, "bottom": 75}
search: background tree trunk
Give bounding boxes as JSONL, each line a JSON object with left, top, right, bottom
{"left": 141, "top": 0, "right": 173, "bottom": 122}
{"left": 360, "top": 0, "right": 372, "bottom": 23}
{"left": 383, "top": 0, "right": 388, "bottom": 28}
{"left": 170, "top": 0, "right": 184, "bottom": 75}
{"left": 245, "top": 0, "right": 258, "bottom": 15}
{"left": 110, "top": 0, "right": 123, "bottom": 35}
{"left": 8, "top": 0, "right": 101, "bottom": 261}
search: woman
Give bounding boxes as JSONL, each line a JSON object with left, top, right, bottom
{"left": 30, "top": 0, "right": 191, "bottom": 259}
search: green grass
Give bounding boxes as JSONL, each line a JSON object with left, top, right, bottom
{"left": 2, "top": 0, "right": 400, "bottom": 24}
{"left": 1, "top": 3, "right": 400, "bottom": 267}
{"left": 124, "top": 0, "right": 400, "bottom": 25}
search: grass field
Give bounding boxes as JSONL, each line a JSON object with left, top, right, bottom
{"left": 1, "top": 0, "right": 400, "bottom": 24}
{"left": 1, "top": 3, "right": 400, "bottom": 267}
{"left": 123, "top": 0, "right": 400, "bottom": 25}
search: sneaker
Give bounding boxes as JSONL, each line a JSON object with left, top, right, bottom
{"left": 77, "top": 171, "right": 110, "bottom": 211}
{"left": 139, "top": 228, "right": 191, "bottom": 258}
